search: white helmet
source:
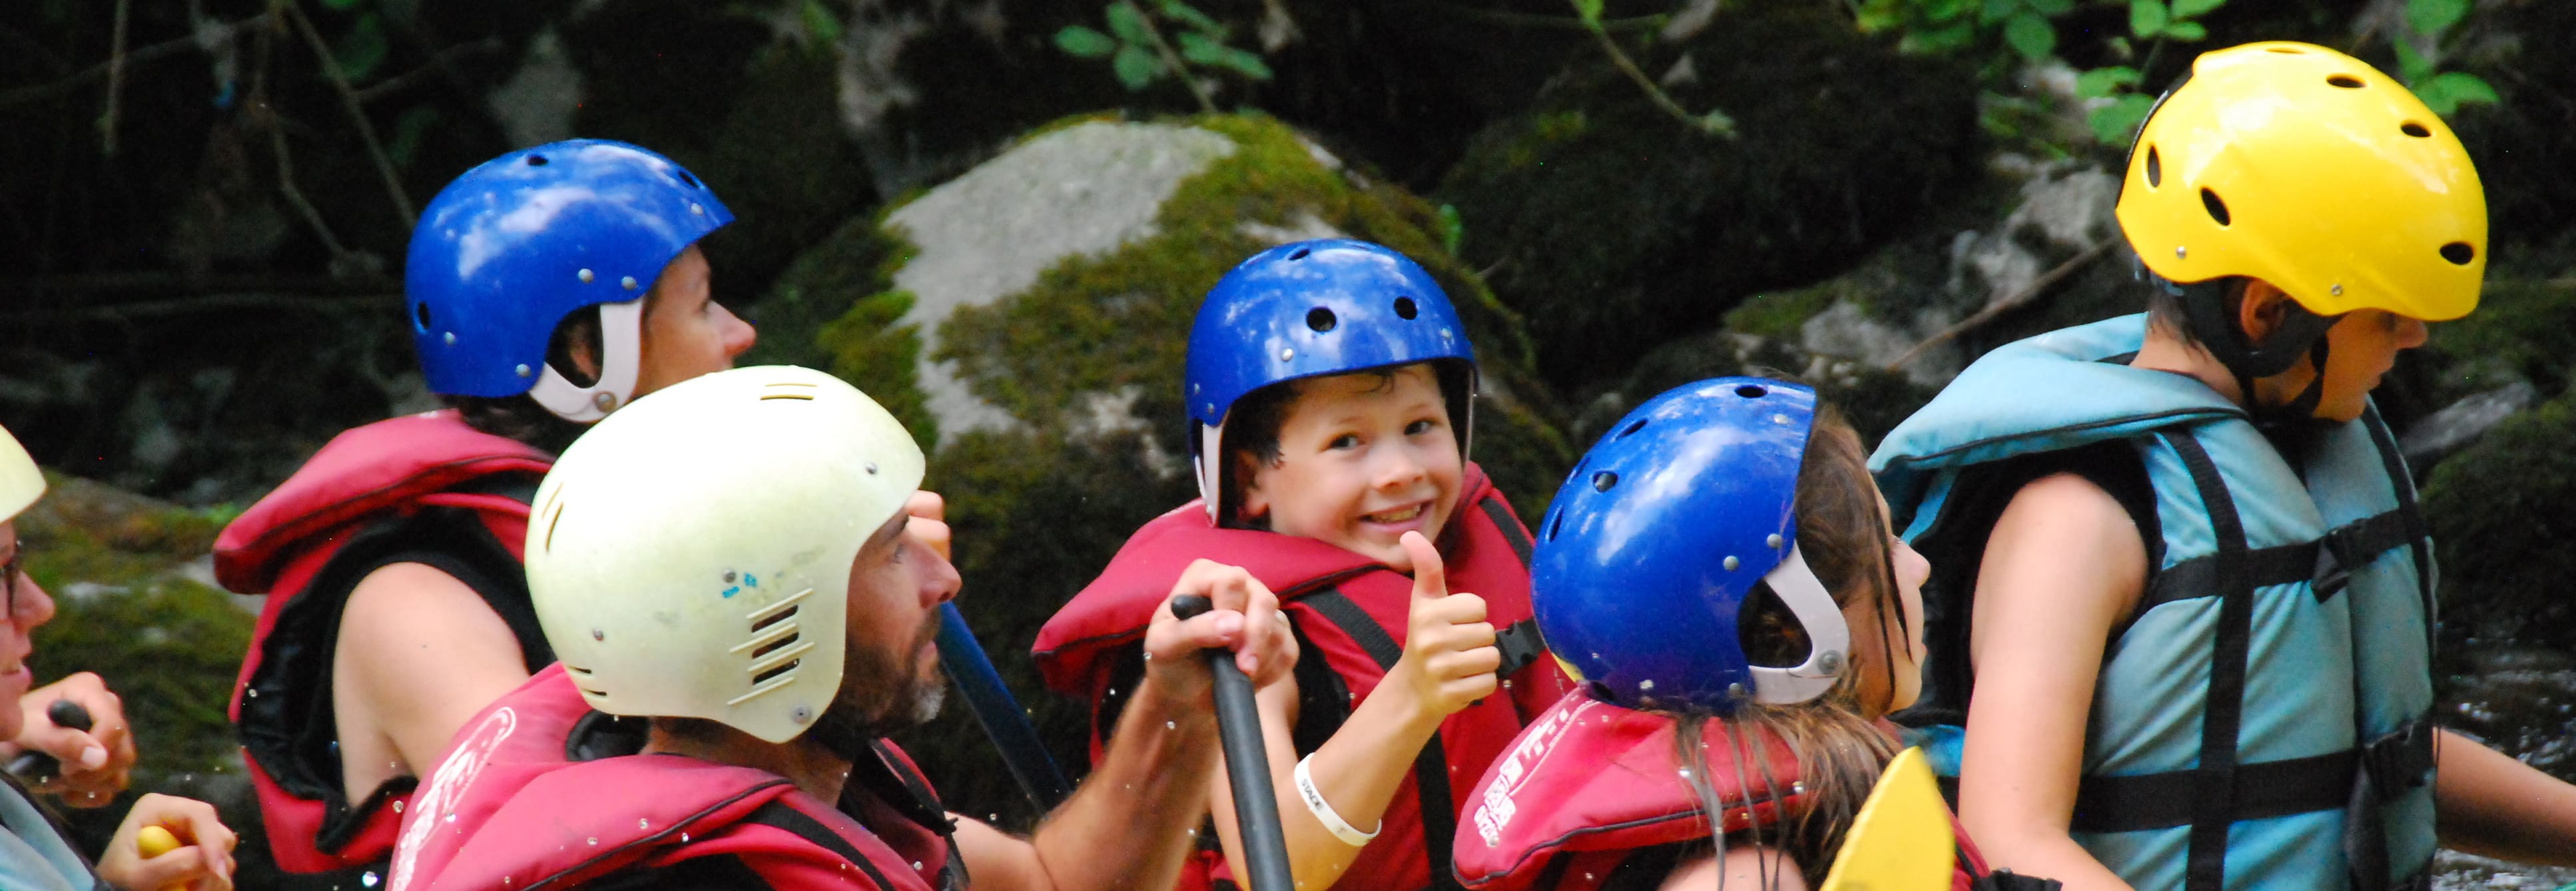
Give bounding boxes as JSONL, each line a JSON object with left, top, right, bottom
{"left": 0, "top": 424, "right": 43, "bottom": 525}
{"left": 524, "top": 365, "right": 925, "bottom": 742}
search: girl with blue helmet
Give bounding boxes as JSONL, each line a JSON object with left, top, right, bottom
{"left": 216, "top": 140, "right": 767, "bottom": 885}
{"left": 1454, "top": 378, "right": 2027, "bottom": 891}
{"left": 1037, "top": 239, "right": 1574, "bottom": 891}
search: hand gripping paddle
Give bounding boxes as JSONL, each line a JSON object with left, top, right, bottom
{"left": 1171, "top": 594, "right": 1294, "bottom": 891}
{"left": 1819, "top": 747, "right": 1954, "bottom": 891}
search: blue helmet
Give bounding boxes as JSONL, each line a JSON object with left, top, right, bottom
{"left": 407, "top": 139, "right": 733, "bottom": 421}
{"left": 1183, "top": 239, "right": 1477, "bottom": 521}
{"left": 1532, "top": 378, "right": 1850, "bottom": 713}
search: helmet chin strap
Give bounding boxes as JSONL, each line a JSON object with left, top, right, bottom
{"left": 528, "top": 299, "right": 645, "bottom": 424}
{"left": 1194, "top": 422, "right": 1227, "bottom": 523}
{"left": 2159, "top": 270, "right": 2341, "bottom": 426}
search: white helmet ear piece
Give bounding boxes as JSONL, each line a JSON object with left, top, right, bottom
{"left": 1195, "top": 421, "right": 1227, "bottom": 523}
{"left": 1748, "top": 543, "right": 1851, "bottom": 705}
{"left": 529, "top": 298, "right": 645, "bottom": 423}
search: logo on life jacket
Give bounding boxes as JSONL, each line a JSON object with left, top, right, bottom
{"left": 1474, "top": 698, "right": 1598, "bottom": 849}
{"left": 388, "top": 707, "right": 519, "bottom": 891}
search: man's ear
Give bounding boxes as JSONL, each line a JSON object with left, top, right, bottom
{"left": 2235, "top": 280, "right": 2292, "bottom": 348}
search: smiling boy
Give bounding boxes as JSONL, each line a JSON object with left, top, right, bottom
{"left": 1036, "top": 240, "right": 1573, "bottom": 891}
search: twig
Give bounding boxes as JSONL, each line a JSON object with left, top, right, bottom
{"left": 0, "top": 18, "right": 256, "bottom": 109}
{"left": 1125, "top": 1, "right": 1216, "bottom": 115}
{"left": 99, "top": 0, "right": 133, "bottom": 155}
{"left": 0, "top": 292, "right": 396, "bottom": 325}
{"left": 1435, "top": 3, "right": 1666, "bottom": 32}
{"left": 1572, "top": 0, "right": 1734, "bottom": 138}
{"left": 13, "top": 271, "right": 398, "bottom": 294}
{"left": 352, "top": 36, "right": 505, "bottom": 104}
{"left": 246, "top": 6, "right": 353, "bottom": 262}
{"left": 1886, "top": 236, "right": 2117, "bottom": 372}
{"left": 283, "top": 0, "right": 415, "bottom": 226}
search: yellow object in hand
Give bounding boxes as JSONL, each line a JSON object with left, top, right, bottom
{"left": 136, "top": 824, "right": 182, "bottom": 858}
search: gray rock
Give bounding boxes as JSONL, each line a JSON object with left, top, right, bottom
{"left": 488, "top": 29, "right": 583, "bottom": 148}
{"left": 2404, "top": 381, "right": 2537, "bottom": 467}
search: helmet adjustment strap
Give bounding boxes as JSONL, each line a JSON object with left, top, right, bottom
{"left": 529, "top": 299, "right": 645, "bottom": 424}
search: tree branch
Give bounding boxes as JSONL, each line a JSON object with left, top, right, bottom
{"left": 1124, "top": 1, "right": 1217, "bottom": 115}
{"left": 1572, "top": 1, "right": 1733, "bottom": 138}
{"left": 1886, "top": 236, "right": 2116, "bottom": 372}
{"left": 352, "top": 35, "right": 505, "bottom": 105}
{"left": 283, "top": 0, "right": 416, "bottom": 226}
{"left": 0, "top": 18, "right": 254, "bottom": 110}
{"left": 0, "top": 292, "right": 396, "bottom": 325}
{"left": 99, "top": 0, "right": 133, "bottom": 155}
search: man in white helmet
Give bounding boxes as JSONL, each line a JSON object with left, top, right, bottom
{"left": 386, "top": 365, "right": 1297, "bottom": 890}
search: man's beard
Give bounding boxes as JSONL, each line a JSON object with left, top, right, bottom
{"left": 806, "top": 615, "right": 948, "bottom": 759}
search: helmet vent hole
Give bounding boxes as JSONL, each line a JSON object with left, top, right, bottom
{"left": 1545, "top": 509, "right": 1566, "bottom": 541}
{"left": 1618, "top": 419, "right": 1648, "bottom": 438}
{"left": 1288, "top": 248, "right": 1311, "bottom": 260}
{"left": 759, "top": 393, "right": 814, "bottom": 401}
{"left": 413, "top": 302, "right": 432, "bottom": 332}
{"left": 2266, "top": 46, "right": 2304, "bottom": 54}
{"left": 2327, "top": 75, "right": 2365, "bottom": 89}
{"left": 1591, "top": 471, "right": 1618, "bottom": 492}
{"left": 1734, "top": 384, "right": 1768, "bottom": 399}
{"left": 751, "top": 659, "right": 801, "bottom": 686}
{"left": 1306, "top": 307, "right": 1338, "bottom": 332}
{"left": 675, "top": 170, "right": 700, "bottom": 188}
{"left": 2441, "top": 242, "right": 2476, "bottom": 266}
{"left": 2401, "top": 122, "right": 2432, "bottom": 138}
{"left": 752, "top": 605, "right": 798, "bottom": 633}
{"left": 2200, "top": 188, "right": 2231, "bottom": 227}
{"left": 526, "top": 154, "right": 549, "bottom": 166}
{"left": 751, "top": 632, "right": 801, "bottom": 659}
{"left": 2144, "top": 147, "right": 2162, "bottom": 188}
{"left": 1394, "top": 297, "right": 1419, "bottom": 320}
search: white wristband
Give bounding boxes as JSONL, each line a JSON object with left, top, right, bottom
{"left": 1295, "top": 753, "right": 1381, "bottom": 847}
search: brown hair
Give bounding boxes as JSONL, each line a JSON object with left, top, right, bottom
{"left": 1670, "top": 406, "right": 1909, "bottom": 887}
{"left": 438, "top": 301, "right": 633, "bottom": 455}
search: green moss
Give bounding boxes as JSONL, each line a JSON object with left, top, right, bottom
{"left": 1724, "top": 289, "right": 1841, "bottom": 340}
{"left": 756, "top": 211, "right": 938, "bottom": 449}
{"left": 2424, "top": 279, "right": 2576, "bottom": 401}
{"left": 2423, "top": 388, "right": 2576, "bottom": 653}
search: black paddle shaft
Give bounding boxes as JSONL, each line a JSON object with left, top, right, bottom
{"left": 1170, "top": 595, "right": 1295, "bottom": 891}
{"left": 5, "top": 699, "right": 94, "bottom": 783}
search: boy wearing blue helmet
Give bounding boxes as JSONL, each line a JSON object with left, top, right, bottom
{"left": 1036, "top": 240, "right": 1573, "bottom": 891}
{"left": 214, "top": 140, "right": 766, "bottom": 884}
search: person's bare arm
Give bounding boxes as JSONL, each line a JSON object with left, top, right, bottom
{"left": 1955, "top": 473, "right": 2147, "bottom": 891}
{"left": 2433, "top": 729, "right": 2576, "bottom": 865}
{"left": 332, "top": 562, "right": 533, "bottom": 800}
{"left": 956, "top": 559, "right": 1295, "bottom": 891}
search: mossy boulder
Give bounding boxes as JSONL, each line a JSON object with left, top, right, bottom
{"left": 2422, "top": 388, "right": 2576, "bottom": 659}
{"left": 1436, "top": 0, "right": 1980, "bottom": 387}
{"left": 761, "top": 112, "right": 1572, "bottom": 828}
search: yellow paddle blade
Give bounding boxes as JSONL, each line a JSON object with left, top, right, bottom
{"left": 1819, "top": 747, "right": 1953, "bottom": 891}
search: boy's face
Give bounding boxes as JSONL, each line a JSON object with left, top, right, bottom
{"left": 1241, "top": 365, "right": 1462, "bottom": 572}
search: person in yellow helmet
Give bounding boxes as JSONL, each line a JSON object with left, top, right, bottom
{"left": 1868, "top": 41, "right": 2576, "bottom": 890}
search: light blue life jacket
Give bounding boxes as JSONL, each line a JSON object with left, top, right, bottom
{"left": 1870, "top": 314, "right": 2437, "bottom": 891}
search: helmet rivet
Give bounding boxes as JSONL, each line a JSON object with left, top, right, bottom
{"left": 1723, "top": 555, "right": 1740, "bottom": 571}
{"left": 864, "top": 461, "right": 878, "bottom": 475}
{"left": 443, "top": 332, "right": 457, "bottom": 346}
{"left": 515, "top": 364, "right": 533, "bottom": 378}
{"left": 1205, "top": 403, "right": 1216, "bottom": 415}
{"left": 2331, "top": 284, "right": 2344, "bottom": 296}
{"left": 1191, "top": 383, "right": 1201, "bottom": 394}
{"left": 1727, "top": 683, "right": 1748, "bottom": 699}
{"left": 593, "top": 392, "right": 617, "bottom": 411}
{"left": 723, "top": 571, "right": 737, "bottom": 583}
{"left": 2175, "top": 246, "right": 2188, "bottom": 259}
{"left": 1773, "top": 414, "right": 1789, "bottom": 425}
{"left": 591, "top": 629, "right": 605, "bottom": 641}
{"left": 621, "top": 276, "right": 639, "bottom": 290}
{"left": 1818, "top": 651, "right": 1843, "bottom": 675}
{"left": 690, "top": 203, "right": 705, "bottom": 216}
{"left": 1278, "top": 348, "right": 1294, "bottom": 362}
{"left": 1767, "top": 533, "right": 1783, "bottom": 549}
{"left": 791, "top": 705, "right": 813, "bottom": 724}
{"left": 1441, "top": 328, "right": 1454, "bottom": 340}
{"left": 1638, "top": 679, "right": 1656, "bottom": 692}
{"left": 579, "top": 268, "right": 595, "bottom": 283}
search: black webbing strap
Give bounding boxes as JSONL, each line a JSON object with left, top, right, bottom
{"left": 741, "top": 800, "right": 896, "bottom": 891}
{"left": 2137, "top": 503, "right": 2417, "bottom": 611}
{"left": 2158, "top": 431, "right": 2251, "bottom": 891}
{"left": 1299, "top": 589, "right": 1465, "bottom": 890}
{"left": 1478, "top": 495, "right": 1534, "bottom": 569}
{"left": 2072, "top": 749, "right": 2354, "bottom": 832}
{"left": 2358, "top": 406, "right": 2436, "bottom": 647}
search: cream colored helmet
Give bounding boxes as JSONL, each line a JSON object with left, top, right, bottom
{"left": 0, "top": 424, "right": 43, "bottom": 523}
{"left": 524, "top": 365, "right": 925, "bottom": 742}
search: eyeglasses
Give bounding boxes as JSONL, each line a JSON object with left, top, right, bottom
{"left": 2, "top": 539, "right": 21, "bottom": 616}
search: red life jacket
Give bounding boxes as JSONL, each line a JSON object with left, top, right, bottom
{"left": 1032, "top": 463, "right": 1574, "bottom": 891}
{"left": 215, "top": 410, "right": 555, "bottom": 880}
{"left": 388, "top": 664, "right": 962, "bottom": 891}
{"left": 1455, "top": 692, "right": 2001, "bottom": 891}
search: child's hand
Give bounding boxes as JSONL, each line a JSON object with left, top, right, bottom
{"left": 1141, "top": 559, "right": 1299, "bottom": 708}
{"left": 1389, "top": 531, "right": 1500, "bottom": 723}
{"left": 97, "top": 793, "right": 236, "bottom": 891}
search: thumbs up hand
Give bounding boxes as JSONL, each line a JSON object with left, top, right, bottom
{"left": 1385, "top": 531, "right": 1501, "bottom": 725}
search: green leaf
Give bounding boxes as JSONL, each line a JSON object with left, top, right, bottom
{"left": 2075, "top": 65, "right": 2142, "bottom": 99}
{"left": 1572, "top": 0, "right": 1604, "bottom": 25}
{"left": 1159, "top": 0, "right": 1222, "bottom": 35}
{"left": 2161, "top": 20, "right": 2206, "bottom": 41}
{"left": 800, "top": 0, "right": 842, "bottom": 44}
{"left": 2027, "top": 0, "right": 2075, "bottom": 15}
{"left": 2088, "top": 93, "right": 2156, "bottom": 145}
{"left": 1217, "top": 46, "right": 1273, "bottom": 81}
{"left": 1055, "top": 25, "right": 1118, "bottom": 58}
{"left": 2417, "top": 71, "right": 2499, "bottom": 113}
{"left": 321, "top": 0, "right": 364, "bottom": 9}
{"left": 2169, "top": 0, "right": 2224, "bottom": 19}
{"left": 1111, "top": 43, "right": 1162, "bottom": 90}
{"left": 387, "top": 106, "right": 438, "bottom": 169}
{"left": 1437, "top": 204, "right": 1466, "bottom": 256}
{"left": 2128, "top": 0, "right": 2167, "bottom": 37}
{"left": 1904, "top": 19, "right": 1978, "bottom": 53}
{"left": 1979, "top": 0, "right": 2019, "bottom": 27}
{"left": 2004, "top": 12, "right": 2057, "bottom": 61}
{"left": 1105, "top": 2, "right": 1151, "bottom": 45}
{"left": 1176, "top": 30, "right": 1223, "bottom": 64}
{"left": 2406, "top": 0, "right": 2469, "bottom": 39}
{"left": 2391, "top": 35, "right": 2433, "bottom": 84}
{"left": 334, "top": 12, "right": 388, "bottom": 81}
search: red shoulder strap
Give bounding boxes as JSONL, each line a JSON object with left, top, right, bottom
{"left": 216, "top": 411, "right": 549, "bottom": 593}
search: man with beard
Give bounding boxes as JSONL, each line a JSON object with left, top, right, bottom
{"left": 385, "top": 365, "right": 1297, "bottom": 891}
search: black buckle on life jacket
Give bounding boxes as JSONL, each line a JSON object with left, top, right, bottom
{"left": 1494, "top": 619, "right": 1545, "bottom": 681}
{"left": 2359, "top": 719, "right": 2435, "bottom": 798}
{"left": 1973, "top": 869, "right": 2064, "bottom": 891}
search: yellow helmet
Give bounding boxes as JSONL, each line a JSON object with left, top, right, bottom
{"left": 0, "top": 424, "right": 43, "bottom": 525}
{"left": 2116, "top": 41, "right": 2486, "bottom": 322}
